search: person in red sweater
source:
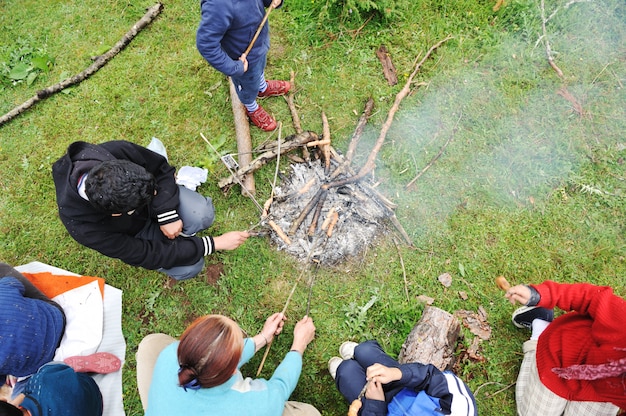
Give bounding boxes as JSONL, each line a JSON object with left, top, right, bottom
{"left": 505, "top": 280, "right": 626, "bottom": 416}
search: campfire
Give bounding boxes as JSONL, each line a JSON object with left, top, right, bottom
{"left": 213, "top": 37, "right": 453, "bottom": 265}
{"left": 269, "top": 157, "right": 391, "bottom": 265}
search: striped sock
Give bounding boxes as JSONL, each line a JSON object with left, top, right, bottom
{"left": 258, "top": 75, "right": 267, "bottom": 94}
{"left": 244, "top": 101, "right": 259, "bottom": 113}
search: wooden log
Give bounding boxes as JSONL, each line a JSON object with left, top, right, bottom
{"left": 397, "top": 306, "right": 460, "bottom": 371}
{"left": 229, "top": 77, "right": 255, "bottom": 195}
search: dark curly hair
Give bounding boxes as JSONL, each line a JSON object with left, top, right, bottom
{"left": 85, "top": 160, "right": 156, "bottom": 214}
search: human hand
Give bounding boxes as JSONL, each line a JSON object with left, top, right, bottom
{"left": 505, "top": 284, "right": 532, "bottom": 305}
{"left": 239, "top": 54, "right": 248, "bottom": 72}
{"left": 365, "top": 379, "right": 385, "bottom": 401}
{"left": 366, "top": 363, "right": 402, "bottom": 384}
{"left": 160, "top": 219, "right": 183, "bottom": 239}
{"left": 290, "top": 315, "right": 315, "bottom": 354}
{"left": 270, "top": 0, "right": 282, "bottom": 8}
{"left": 213, "top": 231, "right": 250, "bottom": 250}
{"left": 261, "top": 312, "right": 286, "bottom": 343}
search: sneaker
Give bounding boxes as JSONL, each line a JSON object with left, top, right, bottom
{"left": 328, "top": 356, "right": 342, "bottom": 380}
{"left": 339, "top": 341, "right": 358, "bottom": 360}
{"left": 64, "top": 352, "right": 122, "bottom": 374}
{"left": 247, "top": 106, "right": 277, "bottom": 131}
{"left": 258, "top": 80, "right": 291, "bottom": 98}
{"left": 512, "top": 306, "right": 554, "bottom": 329}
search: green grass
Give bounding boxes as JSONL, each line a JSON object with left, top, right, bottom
{"left": 1, "top": 0, "right": 625, "bottom": 415}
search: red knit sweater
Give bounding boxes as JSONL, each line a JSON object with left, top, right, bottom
{"left": 533, "top": 281, "right": 626, "bottom": 409}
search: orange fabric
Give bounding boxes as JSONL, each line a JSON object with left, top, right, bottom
{"left": 22, "top": 272, "right": 105, "bottom": 299}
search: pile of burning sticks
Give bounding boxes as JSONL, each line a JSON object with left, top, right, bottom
{"left": 217, "top": 37, "right": 453, "bottom": 264}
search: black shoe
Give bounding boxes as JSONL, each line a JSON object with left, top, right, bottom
{"left": 512, "top": 306, "right": 553, "bottom": 329}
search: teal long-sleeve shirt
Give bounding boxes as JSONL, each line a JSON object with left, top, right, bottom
{"left": 146, "top": 338, "right": 302, "bottom": 415}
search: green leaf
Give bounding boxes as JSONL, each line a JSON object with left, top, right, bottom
{"left": 8, "top": 62, "right": 31, "bottom": 80}
{"left": 26, "top": 71, "right": 38, "bottom": 85}
{"left": 458, "top": 262, "right": 466, "bottom": 277}
{"left": 31, "top": 54, "right": 52, "bottom": 72}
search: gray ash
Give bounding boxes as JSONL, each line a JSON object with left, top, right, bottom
{"left": 267, "top": 160, "right": 391, "bottom": 265}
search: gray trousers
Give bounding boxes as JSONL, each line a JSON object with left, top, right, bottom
{"left": 135, "top": 185, "right": 215, "bottom": 280}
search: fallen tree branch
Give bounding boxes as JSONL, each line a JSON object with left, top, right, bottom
{"left": 539, "top": 0, "right": 564, "bottom": 78}
{"left": 0, "top": 3, "right": 164, "bottom": 126}
{"left": 357, "top": 36, "right": 453, "bottom": 178}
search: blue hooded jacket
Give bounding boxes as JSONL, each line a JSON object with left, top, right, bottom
{"left": 196, "top": 0, "right": 277, "bottom": 77}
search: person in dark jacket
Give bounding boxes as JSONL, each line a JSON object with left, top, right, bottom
{"left": 329, "top": 340, "right": 477, "bottom": 416}
{"left": 52, "top": 140, "right": 249, "bottom": 284}
{"left": 0, "top": 363, "right": 103, "bottom": 416}
{"left": 0, "top": 263, "right": 65, "bottom": 385}
{"left": 196, "top": 0, "right": 290, "bottom": 131}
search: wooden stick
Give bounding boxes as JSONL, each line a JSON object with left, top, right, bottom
{"left": 356, "top": 36, "right": 453, "bottom": 178}
{"left": 326, "top": 211, "right": 339, "bottom": 237}
{"left": 288, "top": 189, "right": 325, "bottom": 235}
{"left": 256, "top": 279, "right": 299, "bottom": 377}
{"left": 218, "top": 131, "right": 319, "bottom": 189}
{"left": 307, "top": 192, "right": 327, "bottom": 236}
{"left": 285, "top": 71, "right": 303, "bottom": 134}
{"left": 305, "top": 139, "right": 331, "bottom": 147}
{"left": 229, "top": 77, "right": 255, "bottom": 195}
{"left": 0, "top": 3, "right": 164, "bottom": 126}
{"left": 320, "top": 207, "right": 337, "bottom": 231}
{"left": 540, "top": 0, "right": 564, "bottom": 78}
{"left": 394, "top": 239, "right": 410, "bottom": 301}
{"left": 243, "top": 5, "right": 274, "bottom": 56}
{"left": 268, "top": 220, "right": 292, "bottom": 246}
{"left": 321, "top": 112, "right": 332, "bottom": 174}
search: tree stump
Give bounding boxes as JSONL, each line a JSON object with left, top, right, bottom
{"left": 398, "top": 306, "right": 461, "bottom": 371}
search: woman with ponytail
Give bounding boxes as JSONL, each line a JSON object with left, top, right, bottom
{"left": 137, "top": 313, "right": 319, "bottom": 416}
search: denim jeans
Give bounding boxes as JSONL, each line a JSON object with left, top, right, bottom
{"left": 230, "top": 54, "right": 267, "bottom": 105}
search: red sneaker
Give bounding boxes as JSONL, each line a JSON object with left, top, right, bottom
{"left": 258, "top": 80, "right": 291, "bottom": 98}
{"left": 64, "top": 352, "right": 122, "bottom": 374}
{"left": 247, "top": 106, "right": 277, "bottom": 131}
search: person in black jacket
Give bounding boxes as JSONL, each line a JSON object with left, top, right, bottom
{"left": 329, "top": 340, "right": 477, "bottom": 416}
{"left": 52, "top": 141, "right": 249, "bottom": 284}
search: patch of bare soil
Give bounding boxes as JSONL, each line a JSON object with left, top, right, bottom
{"left": 204, "top": 262, "right": 225, "bottom": 286}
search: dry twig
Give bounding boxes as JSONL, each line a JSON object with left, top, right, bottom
{"left": 0, "top": 3, "right": 164, "bottom": 126}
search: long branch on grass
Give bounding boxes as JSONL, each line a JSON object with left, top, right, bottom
{"left": 0, "top": 3, "right": 164, "bottom": 126}
{"left": 356, "top": 35, "right": 453, "bottom": 179}
{"left": 406, "top": 112, "right": 462, "bottom": 189}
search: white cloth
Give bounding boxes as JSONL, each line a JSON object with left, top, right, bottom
{"left": 176, "top": 166, "right": 208, "bottom": 191}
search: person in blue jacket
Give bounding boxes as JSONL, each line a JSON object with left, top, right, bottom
{"left": 196, "top": 0, "right": 291, "bottom": 131}
{"left": 0, "top": 363, "right": 103, "bottom": 416}
{"left": 0, "top": 263, "right": 65, "bottom": 385}
{"left": 329, "top": 340, "right": 477, "bottom": 416}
